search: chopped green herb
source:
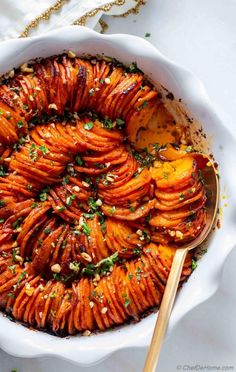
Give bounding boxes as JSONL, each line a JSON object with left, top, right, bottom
{"left": 102, "top": 116, "right": 114, "bottom": 129}
{"left": 81, "top": 221, "right": 91, "bottom": 236}
{"left": 7, "top": 292, "right": 15, "bottom": 299}
{"left": 49, "top": 291, "right": 57, "bottom": 299}
{"left": 185, "top": 146, "right": 193, "bottom": 153}
{"left": 153, "top": 143, "right": 160, "bottom": 151}
{"left": 0, "top": 165, "right": 7, "bottom": 177}
{"left": 29, "top": 143, "right": 38, "bottom": 161}
{"left": 17, "top": 121, "right": 24, "bottom": 128}
{"left": 116, "top": 118, "right": 125, "bottom": 126}
{"left": 62, "top": 176, "right": 69, "bottom": 185}
{"left": 130, "top": 205, "right": 135, "bottom": 212}
{"left": 124, "top": 298, "right": 130, "bottom": 307}
{"left": 0, "top": 200, "right": 6, "bottom": 207}
{"left": 0, "top": 218, "right": 4, "bottom": 223}
{"left": 109, "top": 206, "right": 116, "bottom": 215}
{"left": 66, "top": 194, "right": 76, "bottom": 206}
{"left": 179, "top": 193, "right": 185, "bottom": 201}
{"left": 39, "top": 145, "right": 49, "bottom": 155}
{"left": 16, "top": 271, "right": 27, "bottom": 288}
{"left": 137, "top": 100, "right": 148, "bottom": 111}
{"left": 133, "top": 247, "right": 141, "bottom": 255}
{"left": 75, "top": 156, "right": 84, "bottom": 166}
{"left": 128, "top": 62, "right": 138, "bottom": 73}
{"left": 31, "top": 202, "right": 38, "bottom": 208}
{"left": 39, "top": 192, "right": 48, "bottom": 202}
{"left": 57, "top": 206, "right": 66, "bottom": 212}
{"left": 84, "top": 122, "right": 94, "bottom": 130}
{"left": 44, "top": 227, "right": 52, "bottom": 235}
{"left": 145, "top": 32, "right": 151, "bottom": 37}
{"left": 12, "top": 217, "right": 22, "bottom": 229}
{"left": 192, "top": 259, "right": 198, "bottom": 270}
{"left": 82, "top": 251, "right": 118, "bottom": 277}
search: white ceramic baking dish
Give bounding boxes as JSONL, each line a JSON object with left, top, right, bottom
{"left": 0, "top": 26, "right": 235, "bottom": 367}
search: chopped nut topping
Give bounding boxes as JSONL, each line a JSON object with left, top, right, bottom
{"left": 15, "top": 255, "right": 23, "bottom": 264}
{"left": 176, "top": 230, "right": 184, "bottom": 239}
{"left": 38, "top": 284, "right": 45, "bottom": 292}
{"left": 20, "top": 63, "right": 34, "bottom": 73}
{"left": 48, "top": 103, "right": 58, "bottom": 110}
{"left": 104, "top": 78, "right": 111, "bottom": 84}
{"left": 81, "top": 252, "right": 92, "bottom": 262}
{"left": 83, "top": 330, "right": 91, "bottom": 336}
{"left": 94, "top": 273, "right": 100, "bottom": 282}
{"left": 101, "top": 307, "right": 108, "bottom": 314}
{"left": 51, "top": 263, "right": 61, "bottom": 273}
{"left": 72, "top": 185, "right": 80, "bottom": 192}
{"left": 25, "top": 286, "right": 34, "bottom": 297}
{"left": 95, "top": 199, "right": 102, "bottom": 206}
{"left": 89, "top": 301, "right": 94, "bottom": 309}
{"left": 67, "top": 50, "right": 76, "bottom": 58}
{"left": 82, "top": 181, "right": 90, "bottom": 188}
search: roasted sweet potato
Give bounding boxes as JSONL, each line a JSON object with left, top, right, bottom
{"left": 0, "top": 54, "right": 208, "bottom": 336}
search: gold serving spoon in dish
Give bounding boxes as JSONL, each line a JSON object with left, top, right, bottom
{"left": 143, "top": 154, "right": 219, "bottom": 372}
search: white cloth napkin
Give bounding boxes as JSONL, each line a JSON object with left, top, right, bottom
{"left": 0, "top": 0, "right": 144, "bottom": 40}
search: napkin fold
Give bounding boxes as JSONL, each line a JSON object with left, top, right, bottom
{"left": 0, "top": 0, "right": 145, "bottom": 40}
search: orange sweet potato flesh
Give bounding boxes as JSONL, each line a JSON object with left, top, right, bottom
{"left": 0, "top": 54, "right": 207, "bottom": 336}
{"left": 150, "top": 156, "right": 196, "bottom": 190}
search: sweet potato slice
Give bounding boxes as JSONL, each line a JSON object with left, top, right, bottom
{"left": 150, "top": 156, "right": 196, "bottom": 190}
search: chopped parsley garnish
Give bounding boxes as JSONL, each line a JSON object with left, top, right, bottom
{"left": 39, "top": 145, "right": 49, "bottom": 155}
{"left": 39, "top": 192, "right": 48, "bottom": 202}
{"left": 137, "top": 100, "right": 148, "bottom": 111}
{"left": 12, "top": 217, "right": 22, "bottom": 229}
{"left": 192, "top": 259, "right": 198, "bottom": 270}
{"left": 84, "top": 122, "right": 94, "bottom": 130}
{"left": 44, "top": 227, "right": 52, "bottom": 235}
{"left": 102, "top": 116, "right": 114, "bottom": 129}
{"left": 116, "top": 118, "right": 125, "bottom": 126}
{"left": 75, "top": 156, "right": 84, "bottom": 166}
{"left": 16, "top": 271, "right": 27, "bottom": 288}
{"left": 81, "top": 221, "right": 91, "bottom": 236}
{"left": 82, "top": 251, "right": 118, "bottom": 277}
{"left": 109, "top": 206, "right": 116, "bottom": 215}
{"left": 7, "top": 292, "right": 15, "bottom": 299}
{"left": 185, "top": 146, "right": 193, "bottom": 153}
{"left": 128, "top": 62, "right": 139, "bottom": 73}
{"left": 57, "top": 206, "right": 66, "bottom": 212}
{"left": 145, "top": 32, "right": 151, "bottom": 37}
{"left": 29, "top": 143, "right": 38, "bottom": 161}
{"left": 179, "top": 193, "right": 185, "bottom": 201}
{"left": 17, "top": 121, "right": 24, "bottom": 128}
{"left": 31, "top": 202, "right": 39, "bottom": 208}
{"left": 66, "top": 194, "right": 76, "bottom": 206}
{"left": 0, "top": 165, "right": 7, "bottom": 177}
{"left": 62, "top": 176, "right": 69, "bottom": 185}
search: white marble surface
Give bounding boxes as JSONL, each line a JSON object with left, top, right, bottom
{"left": 1, "top": 0, "right": 236, "bottom": 370}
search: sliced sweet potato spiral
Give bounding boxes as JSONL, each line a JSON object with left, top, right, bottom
{"left": 0, "top": 54, "right": 208, "bottom": 336}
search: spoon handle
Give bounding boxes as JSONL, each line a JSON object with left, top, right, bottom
{"left": 143, "top": 248, "right": 188, "bottom": 372}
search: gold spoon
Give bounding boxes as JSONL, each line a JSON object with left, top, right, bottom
{"left": 143, "top": 154, "right": 219, "bottom": 372}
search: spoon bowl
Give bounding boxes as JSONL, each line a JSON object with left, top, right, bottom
{"left": 143, "top": 154, "right": 219, "bottom": 372}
